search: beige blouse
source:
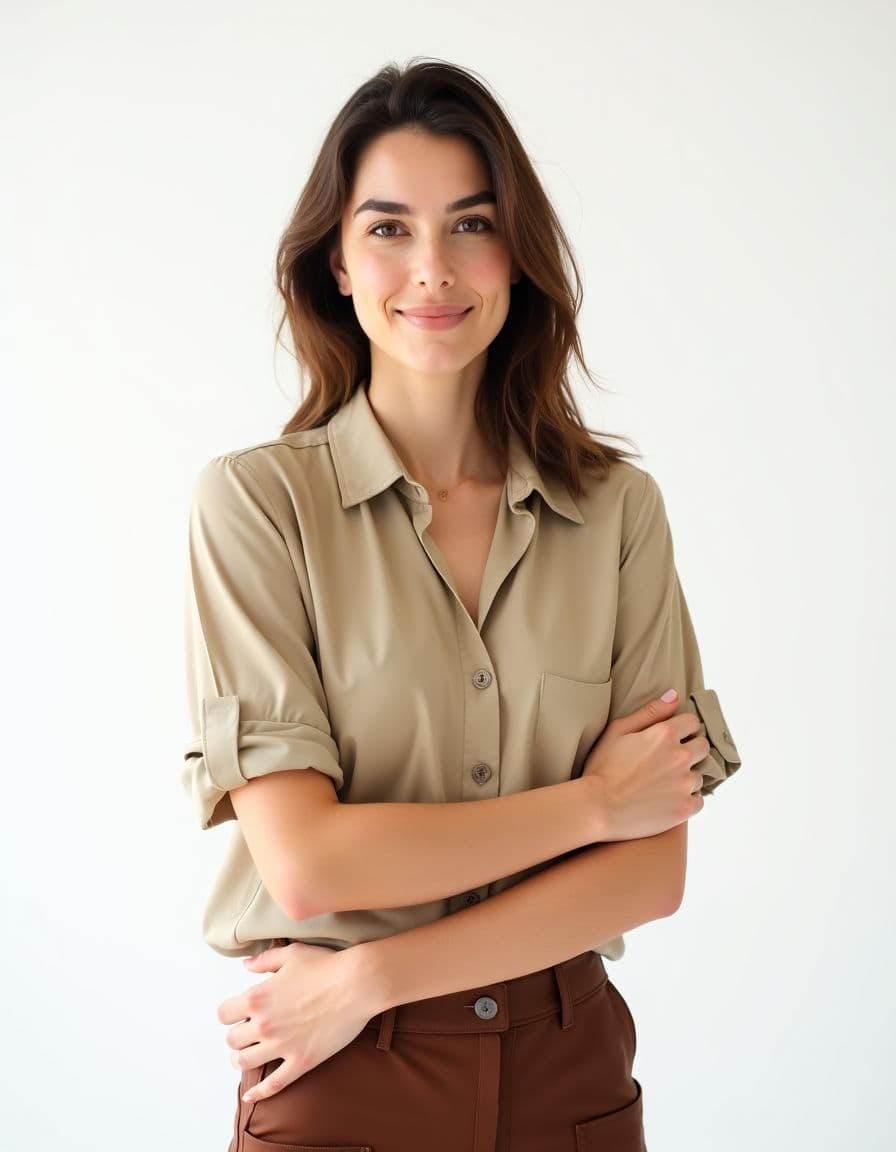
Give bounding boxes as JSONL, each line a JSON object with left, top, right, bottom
{"left": 181, "top": 381, "right": 742, "bottom": 960}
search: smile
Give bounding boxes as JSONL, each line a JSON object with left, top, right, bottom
{"left": 397, "top": 308, "right": 473, "bottom": 330}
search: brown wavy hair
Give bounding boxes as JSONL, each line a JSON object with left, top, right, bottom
{"left": 274, "top": 56, "right": 641, "bottom": 500}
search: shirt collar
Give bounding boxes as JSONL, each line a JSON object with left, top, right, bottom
{"left": 327, "top": 380, "right": 585, "bottom": 525}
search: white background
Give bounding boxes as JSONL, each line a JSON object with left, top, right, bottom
{"left": 4, "top": 1, "right": 894, "bottom": 1149}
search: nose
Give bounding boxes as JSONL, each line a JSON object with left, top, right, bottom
{"left": 411, "top": 235, "right": 456, "bottom": 289}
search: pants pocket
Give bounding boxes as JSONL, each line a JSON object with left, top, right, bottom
{"left": 243, "top": 1135, "right": 370, "bottom": 1152}
{"left": 575, "top": 1078, "right": 646, "bottom": 1151}
{"left": 240, "top": 1048, "right": 372, "bottom": 1151}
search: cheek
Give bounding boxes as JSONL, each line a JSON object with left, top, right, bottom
{"left": 469, "top": 247, "right": 515, "bottom": 296}
{"left": 354, "top": 250, "right": 400, "bottom": 296}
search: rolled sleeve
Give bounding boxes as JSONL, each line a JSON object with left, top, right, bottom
{"left": 181, "top": 454, "right": 343, "bottom": 831}
{"left": 609, "top": 469, "right": 742, "bottom": 797}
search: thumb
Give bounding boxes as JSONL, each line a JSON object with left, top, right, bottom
{"left": 613, "top": 687, "right": 680, "bottom": 734}
{"left": 243, "top": 949, "right": 270, "bottom": 970}
{"left": 244, "top": 939, "right": 295, "bottom": 970}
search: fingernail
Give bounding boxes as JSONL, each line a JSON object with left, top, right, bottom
{"left": 242, "top": 1091, "right": 254, "bottom": 1102}
{"left": 660, "top": 688, "right": 678, "bottom": 702}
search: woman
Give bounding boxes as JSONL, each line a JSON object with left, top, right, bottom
{"left": 182, "top": 58, "right": 742, "bottom": 1152}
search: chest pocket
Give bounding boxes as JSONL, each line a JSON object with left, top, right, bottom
{"left": 532, "top": 672, "right": 614, "bottom": 780}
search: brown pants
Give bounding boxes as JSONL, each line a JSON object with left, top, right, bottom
{"left": 229, "top": 948, "right": 646, "bottom": 1151}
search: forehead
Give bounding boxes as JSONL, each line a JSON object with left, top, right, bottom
{"left": 348, "top": 129, "right": 492, "bottom": 204}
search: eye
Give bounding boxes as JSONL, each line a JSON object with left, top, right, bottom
{"left": 368, "top": 220, "right": 403, "bottom": 239}
{"left": 456, "top": 215, "right": 493, "bottom": 234}
{"left": 367, "top": 215, "right": 494, "bottom": 239}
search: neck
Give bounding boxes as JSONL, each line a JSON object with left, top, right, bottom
{"left": 365, "top": 363, "right": 503, "bottom": 490}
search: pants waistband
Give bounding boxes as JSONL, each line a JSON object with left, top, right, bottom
{"left": 363, "top": 949, "right": 607, "bottom": 1052}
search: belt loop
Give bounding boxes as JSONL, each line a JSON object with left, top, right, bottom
{"left": 376, "top": 1005, "right": 397, "bottom": 1052}
{"left": 553, "top": 961, "right": 574, "bottom": 1030}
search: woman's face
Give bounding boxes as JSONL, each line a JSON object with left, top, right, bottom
{"left": 330, "top": 127, "right": 521, "bottom": 380}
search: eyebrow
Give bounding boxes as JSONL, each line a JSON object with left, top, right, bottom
{"left": 352, "top": 190, "right": 497, "bottom": 219}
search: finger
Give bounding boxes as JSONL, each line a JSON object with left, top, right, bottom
{"left": 217, "top": 994, "right": 252, "bottom": 1026}
{"left": 671, "top": 711, "right": 703, "bottom": 740}
{"left": 612, "top": 689, "right": 680, "bottom": 735}
{"left": 243, "top": 1058, "right": 297, "bottom": 1104}
{"left": 244, "top": 942, "right": 292, "bottom": 972}
{"left": 685, "top": 734, "right": 711, "bottom": 769}
{"left": 223, "top": 1018, "right": 260, "bottom": 1053}
{"left": 243, "top": 949, "right": 277, "bottom": 967}
{"left": 232, "top": 1039, "right": 269, "bottom": 1072}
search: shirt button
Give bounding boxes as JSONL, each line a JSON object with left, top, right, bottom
{"left": 474, "top": 996, "right": 498, "bottom": 1020}
{"left": 461, "top": 891, "right": 481, "bottom": 907}
{"left": 472, "top": 669, "right": 492, "bottom": 689}
{"left": 471, "top": 762, "right": 492, "bottom": 785}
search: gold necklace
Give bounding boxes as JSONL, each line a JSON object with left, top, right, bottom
{"left": 431, "top": 478, "right": 470, "bottom": 502}
{"left": 421, "top": 466, "right": 504, "bottom": 502}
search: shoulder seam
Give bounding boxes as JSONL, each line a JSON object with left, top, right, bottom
{"left": 222, "top": 429, "right": 329, "bottom": 460}
{"left": 213, "top": 454, "right": 293, "bottom": 550}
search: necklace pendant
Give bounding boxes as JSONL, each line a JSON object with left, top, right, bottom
{"left": 437, "top": 489, "right": 449, "bottom": 501}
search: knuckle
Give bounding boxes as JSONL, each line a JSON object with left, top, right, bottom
{"left": 659, "top": 722, "right": 679, "bottom": 745}
{"left": 649, "top": 725, "right": 668, "bottom": 750}
{"left": 245, "top": 988, "right": 264, "bottom": 1012}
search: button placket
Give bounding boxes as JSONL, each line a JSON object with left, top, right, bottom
{"left": 471, "top": 761, "right": 492, "bottom": 785}
{"left": 458, "top": 612, "right": 500, "bottom": 800}
{"left": 448, "top": 611, "right": 501, "bottom": 915}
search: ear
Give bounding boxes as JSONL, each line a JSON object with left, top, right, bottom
{"left": 329, "top": 243, "right": 352, "bottom": 296}
{"left": 510, "top": 259, "right": 522, "bottom": 285}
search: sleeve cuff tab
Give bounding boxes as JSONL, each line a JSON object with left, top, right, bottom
{"left": 200, "top": 694, "right": 245, "bottom": 792}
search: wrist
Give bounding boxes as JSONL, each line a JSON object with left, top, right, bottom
{"left": 579, "top": 774, "right": 613, "bottom": 843}
{"left": 345, "top": 937, "right": 395, "bottom": 1017}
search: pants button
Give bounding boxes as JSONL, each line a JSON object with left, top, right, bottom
{"left": 474, "top": 996, "right": 498, "bottom": 1020}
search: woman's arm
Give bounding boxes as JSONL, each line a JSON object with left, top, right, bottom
{"left": 294, "top": 773, "right": 606, "bottom": 920}
{"left": 224, "top": 805, "right": 686, "bottom": 1107}
{"left": 353, "top": 820, "right": 687, "bottom": 1014}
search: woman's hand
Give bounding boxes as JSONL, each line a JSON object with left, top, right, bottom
{"left": 217, "top": 939, "right": 377, "bottom": 1104}
{"left": 583, "top": 688, "right": 709, "bottom": 841}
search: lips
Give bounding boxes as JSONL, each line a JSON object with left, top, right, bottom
{"left": 397, "top": 305, "right": 472, "bottom": 318}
